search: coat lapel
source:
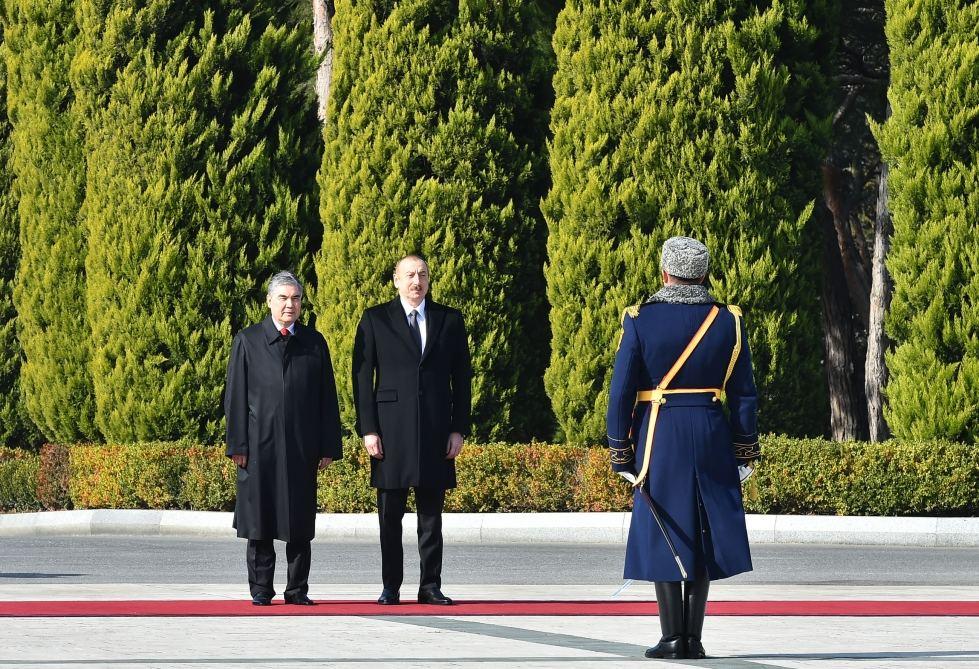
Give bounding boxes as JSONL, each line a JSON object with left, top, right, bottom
{"left": 421, "top": 300, "right": 445, "bottom": 363}
{"left": 263, "top": 315, "right": 291, "bottom": 364}
{"left": 386, "top": 298, "right": 421, "bottom": 358}
{"left": 262, "top": 315, "right": 281, "bottom": 345}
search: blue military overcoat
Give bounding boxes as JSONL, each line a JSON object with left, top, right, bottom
{"left": 606, "top": 300, "right": 759, "bottom": 582}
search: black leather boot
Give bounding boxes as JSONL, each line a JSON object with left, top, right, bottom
{"left": 683, "top": 576, "right": 710, "bottom": 659}
{"left": 645, "top": 581, "right": 686, "bottom": 659}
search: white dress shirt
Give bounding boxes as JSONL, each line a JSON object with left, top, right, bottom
{"left": 271, "top": 319, "right": 296, "bottom": 335}
{"left": 400, "top": 297, "right": 427, "bottom": 351}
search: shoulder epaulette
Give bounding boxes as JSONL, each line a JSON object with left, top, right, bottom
{"left": 621, "top": 304, "right": 640, "bottom": 323}
{"left": 727, "top": 304, "right": 742, "bottom": 317}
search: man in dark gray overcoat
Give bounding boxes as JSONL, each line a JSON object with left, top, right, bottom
{"left": 352, "top": 253, "right": 472, "bottom": 606}
{"left": 225, "top": 270, "right": 342, "bottom": 606}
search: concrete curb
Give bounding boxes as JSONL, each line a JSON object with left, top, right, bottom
{"left": 1, "top": 510, "right": 978, "bottom": 546}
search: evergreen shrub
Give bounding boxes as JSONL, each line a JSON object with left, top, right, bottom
{"left": 575, "top": 446, "right": 634, "bottom": 512}
{"left": 80, "top": 2, "right": 320, "bottom": 442}
{"left": 0, "top": 30, "right": 39, "bottom": 448}
{"left": 447, "top": 443, "right": 582, "bottom": 512}
{"left": 0, "top": 445, "right": 39, "bottom": 511}
{"left": 69, "top": 443, "right": 188, "bottom": 509}
{"left": 543, "top": 0, "right": 832, "bottom": 443}
{"left": 315, "top": 0, "right": 557, "bottom": 441}
{"left": 317, "top": 440, "right": 373, "bottom": 513}
{"left": 3, "top": 0, "right": 95, "bottom": 442}
{"left": 179, "top": 445, "right": 237, "bottom": 511}
{"left": 37, "top": 443, "right": 71, "bottom": 510}
{"left": 746, "top": 436, "right": 979, "bottom": 516}
{"left": 874, "top": 0, "right": 979, "bottom": 441}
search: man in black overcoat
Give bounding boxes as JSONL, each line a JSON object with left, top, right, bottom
{"left": 352, "top": 253, "right": 472, "bottom": 606}
{"left": 225, "top": 270, "right": 342, "bottom": 606}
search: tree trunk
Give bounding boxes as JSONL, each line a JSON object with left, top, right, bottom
{"left": 865, "top": 160, "right": 892, "bottom": 441}
{"left": 816, "top": 0, "right": 887, "bottom": 442}
{"left": 821, "top": 209, "right": 868, "bottom": 441}
{"left": 821, "top": 162, "right": 872, "bottom": 329}
{"left": 313, "top": 0, "right": 333, "bottom": 122}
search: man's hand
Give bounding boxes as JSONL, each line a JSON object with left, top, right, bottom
{"left": 446, "top": 432, "right": 464, "bottom": 459}
{"left": 231, "top": 454, "right": 247, "bottom": 468}
{"left": 318, "top": 457, "right": 333, "bottom": 471}
{"left": 364, "top": 433, "right": 384, "bottom": 459}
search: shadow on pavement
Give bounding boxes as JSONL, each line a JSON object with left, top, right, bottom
{"left": 739, "top": 649, "right": 979, "bottom": 661}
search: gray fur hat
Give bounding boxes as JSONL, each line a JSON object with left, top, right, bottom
{"left": 660, "top": 236, "right": 709, "bottom": 279}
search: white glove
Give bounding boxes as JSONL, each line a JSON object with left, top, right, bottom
{"left": 738, "top": 463, "right": 755, "bottom": 483}
{"left": 617, "top": 470, "right": 637, "bottom": 485}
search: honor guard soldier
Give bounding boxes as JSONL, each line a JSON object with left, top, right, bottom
{"left": 606, "top": 236, "right": 760, "bottom": 660}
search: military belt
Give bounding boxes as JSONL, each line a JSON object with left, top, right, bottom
{"left": 635, "top": 388, "right": 723, "bottom": 404}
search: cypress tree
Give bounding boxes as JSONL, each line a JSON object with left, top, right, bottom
{"left": 544, "top": 0, "right": 831, "bottom": 443}
{"left": 0, "top": 24, "right": 39, "bottom": 447}
{"left": 2, "top": 0, "right": 96, "bottom": 442}
{"left": 81, "top": 2, "right": 320, "bottom": 441}
{"left": 875, "top": 1, "right": 979, "bottom": 441}
{"left": 315, "top": 0, "right": 555, "bottom": 441}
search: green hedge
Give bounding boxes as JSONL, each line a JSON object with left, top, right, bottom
{"left": 0, "top": 445, "right": 40, "bottom": 511}
{"left": 0, "top": 438, "right": 976, "bottom": 516}
{"left": 745, "top": 436, "right": 979, "bottom": 516}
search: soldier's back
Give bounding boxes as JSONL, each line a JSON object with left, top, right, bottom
{"left": 630, "top": 301, "right": 739, "bottom": 391}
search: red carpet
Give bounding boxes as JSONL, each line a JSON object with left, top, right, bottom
{"left": 1, "top": 599, "right": 977, "bottom": 617}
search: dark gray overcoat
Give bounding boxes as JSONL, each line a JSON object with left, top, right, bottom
{"left": 352, "top": 298, "right": 472, "bottom": 490}
{"left": 224, "top": 316, "right": 342, "bottom": 542}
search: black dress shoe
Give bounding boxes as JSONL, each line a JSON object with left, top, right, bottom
{"left": 417, "top": 588, "right": 453, "bottom": 605}
{"left": 251, "top": 595, "right": 272, "bottom": 606}
{"left": 377, "top": 589, "right": 400, "bottom": 605}
{"left": 686, "top": 636, "right": 707, "bottom": 659}
{"left": 284, "top": 595, "right": 316, "bottom": 606}
{"left": 644, "top": 635, "right": 686, "bottom": 659}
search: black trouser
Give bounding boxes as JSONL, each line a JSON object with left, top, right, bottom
{"left": 246, "top": 539, "right": 311, "bottom": 599}
{"left": 377, "top": 487, "right": 445, "bottom": 592}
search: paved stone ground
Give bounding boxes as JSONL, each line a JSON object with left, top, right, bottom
{"left": 1, "top": 584, "right": 977, "bottom": 668}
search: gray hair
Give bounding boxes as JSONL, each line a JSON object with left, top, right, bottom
{"left": 267, "top": 270, "right": 303, "bottom": 297}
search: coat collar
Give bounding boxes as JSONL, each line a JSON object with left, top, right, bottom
{"left": 385, "top": 297, "right": 445, "bottom": 360}
{"left": 262, "top": 315, "right": 281, "bottom": 344}
{"left": 262, "top": 315, "right": 307, "bottom": 345}
{"left": 644, "top": 284, "right": 716, "bottom": 305}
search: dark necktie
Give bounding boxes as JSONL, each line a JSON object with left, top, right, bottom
{"left": 408, "top": 310, "right": 422, "bottom": 352}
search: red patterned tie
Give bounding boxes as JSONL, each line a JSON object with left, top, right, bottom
{"left": 280, "top": 327, "right": 290, "bottom": 337}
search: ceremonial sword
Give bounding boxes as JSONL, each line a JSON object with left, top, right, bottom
{"left": 637, "top": 483, "right": 688, "bottom": 580}
{"left": 610, "top": 473, "right": 688, "bottom": 598}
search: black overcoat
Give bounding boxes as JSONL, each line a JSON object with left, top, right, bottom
{"left": 224, "top": 316, "right": 342, "bottom": 542}
{"left": 352, "top": 298, "right": 472, "bottom": 490}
